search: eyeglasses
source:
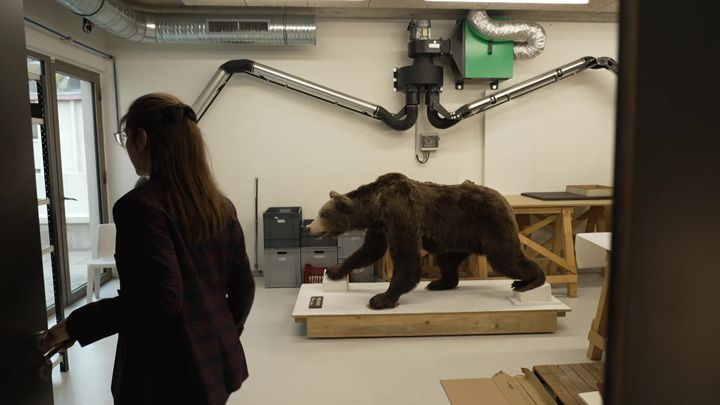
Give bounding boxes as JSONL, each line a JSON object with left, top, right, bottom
{"left": 113, "top": 129, "right": 127, "bottom": 148}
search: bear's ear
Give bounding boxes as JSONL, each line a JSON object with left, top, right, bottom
{"left": 331, "top": 192, "right": 353, "bottom": 212}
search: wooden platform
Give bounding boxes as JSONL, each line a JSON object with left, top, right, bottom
{"left": 292, "top": 280, "right": 571, "bottom": 338}
{"left": 533, "top": 363, "right": 604, "bottom": 405}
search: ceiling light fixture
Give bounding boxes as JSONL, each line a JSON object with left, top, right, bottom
{"left": 426, "top": 0, "right": 589, "bottom": 4}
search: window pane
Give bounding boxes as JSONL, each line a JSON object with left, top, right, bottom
{"left": 55, "top": 72, "right": 101, "bottom": 294}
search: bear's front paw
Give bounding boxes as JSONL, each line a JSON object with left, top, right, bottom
{"left": 368, "top": 293, "right": 398, "bottom": 310}
{"left": 325, "top": 266, "right": 345, "bottom": 280}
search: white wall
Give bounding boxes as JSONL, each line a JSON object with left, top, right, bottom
{"left": 484, "top": 22, "right": 618, "bottom": 194}
{"left": 105, "top": 19, "right": 616, "bottom": 270}
{"left": 109, "top": 20, "right": 487, "bottom": 269}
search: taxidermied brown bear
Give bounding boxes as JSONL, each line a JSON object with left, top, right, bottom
{"left": 307, "top": 173, "right": 545, "bottom": 309}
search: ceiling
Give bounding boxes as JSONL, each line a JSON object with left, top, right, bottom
{"left": 126, "top": 0, "right": 619, "bottom": 22}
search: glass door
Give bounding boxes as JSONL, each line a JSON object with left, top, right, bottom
{"left": 50, "top": 62, "right": 108, "bottom": 303}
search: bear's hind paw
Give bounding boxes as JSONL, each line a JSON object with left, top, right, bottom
{"left": 511, "top": 278, "right": 542, "bottom": 292}
{"left": 426, "top": 279, "right": 459, "bottom": 291}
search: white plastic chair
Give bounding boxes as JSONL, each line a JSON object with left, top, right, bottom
{"left": 86, "top": 223, "right": 116, "bottom": 304}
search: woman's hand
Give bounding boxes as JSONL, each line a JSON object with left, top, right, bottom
{"left": 46, "top": 319, "right": 76, "bottom": 353}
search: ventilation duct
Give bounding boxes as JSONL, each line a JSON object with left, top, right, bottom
{"left": 54, "top": 0, "right": 316, "bottom": 45}
{"left": 467, "top": 10, "right": 546, "bottom": 60}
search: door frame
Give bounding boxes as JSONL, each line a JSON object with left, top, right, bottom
{"left": 1, "top": 0, "right": 54, "bottom": 400}
{"left": 28, "top": 50, "right": 110, "bottom": 307}
{"left": 27, "top": 49, "right": 68, "bottom": 314}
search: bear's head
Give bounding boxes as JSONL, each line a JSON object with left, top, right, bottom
{"left": 307, "top": 191, "right": 355, "bottom": 238}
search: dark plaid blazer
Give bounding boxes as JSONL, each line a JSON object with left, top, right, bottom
{"left": 67, "top": 179, "right": 255, "bottom": 405}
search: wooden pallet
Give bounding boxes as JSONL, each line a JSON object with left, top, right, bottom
{"left": 292, "top": 280, "right": 571, "bottom": 338}
{"left": 533, "top": 363, "right": 604, "bottom": 405}
{"left": 298, "top": 310, "right": 566, "bottom": 338}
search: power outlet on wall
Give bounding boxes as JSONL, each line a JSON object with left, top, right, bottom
{"left": 419, "top": 134, "right": 440, "bottom": 151}
{"left": 415, "top": 130, "right": 439, "bottom": 164}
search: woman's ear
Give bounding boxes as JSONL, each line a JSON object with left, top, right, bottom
{"left": 135, "top": 128, "right": 148, "bottom": 152}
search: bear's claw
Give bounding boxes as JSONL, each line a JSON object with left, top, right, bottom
{"left": 368, "top": 293, "right": 398, "bottom": 310}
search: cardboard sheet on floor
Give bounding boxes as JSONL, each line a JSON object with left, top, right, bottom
{"left": 441, "top": 369, "right": 557, "bottom": 405}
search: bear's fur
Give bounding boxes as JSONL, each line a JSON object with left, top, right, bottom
{"left": 307, "top": 173, "right": 545, "bottom": 309}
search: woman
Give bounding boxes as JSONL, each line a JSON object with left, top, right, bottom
{"left": 47, "top": 93, "right": 255, "bottom": 405}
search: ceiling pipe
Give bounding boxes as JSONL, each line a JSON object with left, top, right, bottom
{"left": 54, "top": 0, "right": 316, "bottom": 45}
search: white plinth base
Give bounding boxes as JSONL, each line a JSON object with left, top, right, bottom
{"left": 322, "top": 270, "right": 348, "bottom": 292}
{"left": 508, "top": 283, "right": 554, "bottom": 306}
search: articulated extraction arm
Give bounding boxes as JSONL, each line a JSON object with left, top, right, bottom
{"left": 192, "top": 55, "right": 617, "bottom": 130}
{"left": 426, "top": 56, "right": 618, "bottom": 129}
{"left": 192, "top": 59, "right": 418, "bottom": 130}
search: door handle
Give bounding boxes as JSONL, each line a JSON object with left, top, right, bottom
{"left": 35, "top": 330, "right": 47, "bottom": 352}
{"left": 35, "top": 330, "right": 53, "bottom": 381}
{"left": 37, "top": 358, "right": 53, "bottom": 381}
{"left": 37, "top": 330, "right": 72, "bottom": 360}
{"left": 35, "top": 329, "right": 72, "bottom": 380}
{"left": 64, "top": 196, "right": 78, "bottom": 201}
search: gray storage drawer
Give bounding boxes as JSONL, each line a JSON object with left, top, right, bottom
{"left": 263, "top": 207, "right": 302, "bottom": 240}
{"left": 264, "top": 238, "right": 301, "bottom": 249}
{"left": 300, "top": 247, "right": 338, "bottom": 269}
{"left": 337, "top": 231, "right": 366, "bottom": 259}
{"left": 264, "top": 248, "right": 300, "bottom": 288}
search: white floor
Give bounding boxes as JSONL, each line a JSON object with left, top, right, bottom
{"left": 52, "top": 271, "right": 604, "bottom": 405}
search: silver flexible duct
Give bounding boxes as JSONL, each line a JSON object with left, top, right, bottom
{"left": 467, "top": 10, "right": 546, "bottom": 60}
{"left": 448, "top": 56, "right": 616, "bottom": 120}
{"left": 54, "top": 0, "right": 316, "bottom": 45}
{"left": 192, "top": 60, "right": 380, "bottom": 122}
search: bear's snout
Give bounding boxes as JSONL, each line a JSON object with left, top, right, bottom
{"left": 306, "top": 218, "right": 329, "bottom": 238}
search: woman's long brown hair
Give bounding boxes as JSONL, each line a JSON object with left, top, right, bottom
{"left": 122, "top": 93, "right": 228, "bottom": 245}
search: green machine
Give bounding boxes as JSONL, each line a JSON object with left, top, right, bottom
{"left": 449, "top": 19, "right": 515, "bottom": 90}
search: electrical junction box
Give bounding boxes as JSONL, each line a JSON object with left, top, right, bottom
{"left": 420, "top": 134, "right": 440, "bottom": 151}
{"left": 449, "top": 19, "right": 515, "bottom": 87}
